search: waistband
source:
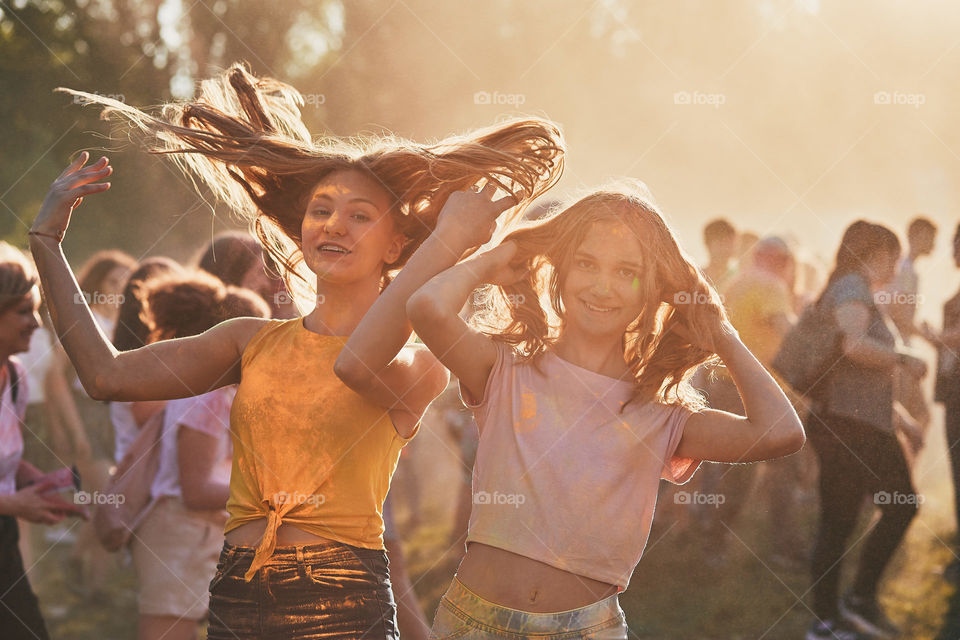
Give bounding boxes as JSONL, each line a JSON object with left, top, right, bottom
{"left": 223, "top": 539, "right": 386, "bottom": 569}
{"left": 440, "top": 577, "right": 623, "bottom": 635}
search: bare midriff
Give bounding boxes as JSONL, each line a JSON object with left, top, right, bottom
{"left": 455, "top": 542, "right": 618, "bottom": 613}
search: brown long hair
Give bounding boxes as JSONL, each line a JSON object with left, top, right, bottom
{"left": 821, "top": 220, "right": 900, "bottom": 296}
{"left": 474, "top": 180, "right": 728, "bottom": 411}
{"left": 60, "top": 63, "right": 565, "bottom": 309}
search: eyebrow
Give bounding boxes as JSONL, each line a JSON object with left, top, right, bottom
{"left": 574, "top": 250, "right": 641, "bottom": 269}
{"left": 310, "top": 193, "right": 380, "bottom": 208}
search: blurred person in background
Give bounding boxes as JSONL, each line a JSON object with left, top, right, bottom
{"left": 806, "top": 221, "right": 925, "bottom": 640}
{"left": 0, "top": 241, "right": 85, "bottom": 640}
{"left": 197, "top": 230, "right": 297, "bottom": 319}
{"left": 131, "top": 270, "right": 268, "bottom": 640}
{"left": 45, "top": 249, "right": 134, "bottom": 599}
{"left": 109, "top": 257, "right": 182, "bottom": 463}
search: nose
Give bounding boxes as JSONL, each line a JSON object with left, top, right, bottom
{"left": 591, "top": 276, "right": 612, "bottom": 297}
{"left": 323, "top": 210, "right": 347, "bottom": 236}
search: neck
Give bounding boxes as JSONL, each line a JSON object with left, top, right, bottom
{"left": 908, "top": 247, "right": 922, "bottom": 261}
{"left": 552, "top": 330, "right": 629, "bottom": 380}
{"left": 302, "top": 274, "right": 381, "bottom": 336}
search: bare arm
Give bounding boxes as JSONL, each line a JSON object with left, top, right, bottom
{"left": 407, "top": 242, "right": 522, "bottom": 401}
{"left": 177, "top": 427, "right": 229, "bottom": 511}
{"left": 30, "top": 153, "right": 265, "bottom": 401}
{"left": 834, "top": 302, "right": 925, "bottom": 377}
{"left": 335, "top": 184, "right": 513, "bottom": 415}
{"left": 676, "top": 328, "right": 806, "bottom": 463}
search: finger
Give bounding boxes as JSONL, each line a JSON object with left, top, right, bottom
{"left": 492, "top": 194, "right": 518, "bottom": 214}
{"left": 66, "top": 164, "right": 112, "bottom": 189}
{"left": 72, "top": 182, "right": 111, "bottom": 199}
{"left": 31, "top": 478, "right": 58, "bottom": 494}
{"left": 77, "top": 157, "right": 109, "bottom": 174}
{"left": 481, "top": 181, "right": 497, "bottom": 198}
{"left": 58, "top": 151, "right": 89, "bottom": 179}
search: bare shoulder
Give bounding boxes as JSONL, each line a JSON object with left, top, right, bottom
{"left": 221, "top": 316, "right": 277, "bottom": 355}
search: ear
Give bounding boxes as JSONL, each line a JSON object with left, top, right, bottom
{"left": 383, "top": 232, "right": 407, "bottom": 265}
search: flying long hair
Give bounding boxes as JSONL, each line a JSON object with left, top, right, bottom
{"left": 59, "top": 63, "right": 564, "bottom": 311}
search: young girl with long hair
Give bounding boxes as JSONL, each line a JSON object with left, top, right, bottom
{"left": 30, "top": 63, "right": 563, "bottom": 638}
{"left": 406, "top": 181, "right": 806, "bottom": 639}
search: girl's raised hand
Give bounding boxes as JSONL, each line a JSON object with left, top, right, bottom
{"left": 434, "top": 181, "right": 518, "bottom": 256}
{"left": 31, "top": 152, "right": 112, "bottom": 241}
{"left": 469, "top": 240, "right": 527, "bottom": 288}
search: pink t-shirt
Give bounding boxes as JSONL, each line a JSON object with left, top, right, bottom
{"left": 462, "top": 342, "right": 701, "bottom": 591}
{"left": 0, "top": 359, "right": 28, "bottom": 496}
{"left": 150, "top": 386, "right": 235, "bottom": 501}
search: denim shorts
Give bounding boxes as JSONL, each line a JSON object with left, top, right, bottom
{"left": 429, "top": 577, "right": 628, "bottom": 640}
{"left": 206, "top": 540, "right": 398, "bottom": 639}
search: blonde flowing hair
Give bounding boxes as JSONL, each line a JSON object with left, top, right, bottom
{"left": 58, "top": 63, "right": 564, "bottom": 311}
{"left": 474, "top": 180, "right": 729, "bottom": 411}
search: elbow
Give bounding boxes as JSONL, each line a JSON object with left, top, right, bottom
{"left": 332, "top": 357, "right": 372, "bottom": 392}
{"left": 406, "top": 289, "right": 443, "bottom": 332}
{"left": 772, "top": 417, "right": 806, "bottom": 457}
{"left": 84, "top": 373, "right": 116, "bottom": 402}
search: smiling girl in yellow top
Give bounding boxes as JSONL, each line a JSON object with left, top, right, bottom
{"left": 30, "top": 63, "right": 563, "bottom": 639}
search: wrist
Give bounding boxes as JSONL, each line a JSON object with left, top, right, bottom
{"left": 430, "top": 225, "right": 474, "bottom": 259}
{"left": 28, "top": 229, "right": 63, "bottom": 244}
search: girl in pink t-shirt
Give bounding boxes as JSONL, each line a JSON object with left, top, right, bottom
{"left": 408, "top": 181, "right": 806, "bottom": 639}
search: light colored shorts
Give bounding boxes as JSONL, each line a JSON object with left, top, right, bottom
{"left": 129, "top": 497, "right": 225, "bottom": 618}
{"left": 430, "top": 577, "right": 628, "bottom": 639}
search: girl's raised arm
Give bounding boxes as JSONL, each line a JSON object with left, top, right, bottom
{"left": 406, "top": 241, "right": 521, "bottom": 403}
{"left": 676, "top": 324, "right": 806, "bottom": 463}
{"left": 30, "top": 153, "right": 262, "bottom": 402}
{"left": 334, "top": 183, "right": 514, "bottom": 415}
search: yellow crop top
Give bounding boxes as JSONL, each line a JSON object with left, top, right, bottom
{"left": 225, "top": 317, "right": 417, "bottom": 580}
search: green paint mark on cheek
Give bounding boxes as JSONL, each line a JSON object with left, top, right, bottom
{"left": 632, "top": 277, "right": 640, "bottom": 291}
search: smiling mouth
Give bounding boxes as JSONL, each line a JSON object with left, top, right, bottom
{"left": 318, "top": 243, "right": 351, "bottom": 256}
{"left": 582, "top": 299, "right": 617, "bottom": 313}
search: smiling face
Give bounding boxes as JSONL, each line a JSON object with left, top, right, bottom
{"left": 300, "top": 169, "right": 406, "bottom": 286}
{"left": 0, "top": 288, "right": 41, "bottom": 359}
{"left": 559, "top": 219, "right": 647, "bottom": 339}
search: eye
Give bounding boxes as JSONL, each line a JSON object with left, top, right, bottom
{"left": 618, "top": 268, "right": 637, "bottom": 279}
{"left": 351, "top": 211, "right": 371, "bottom": 222}
{"left": 576, "top": 259, "right": 594, "bottom": 270}
{"left": 309, "top": 207, "right": 331, "bottom": 217}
